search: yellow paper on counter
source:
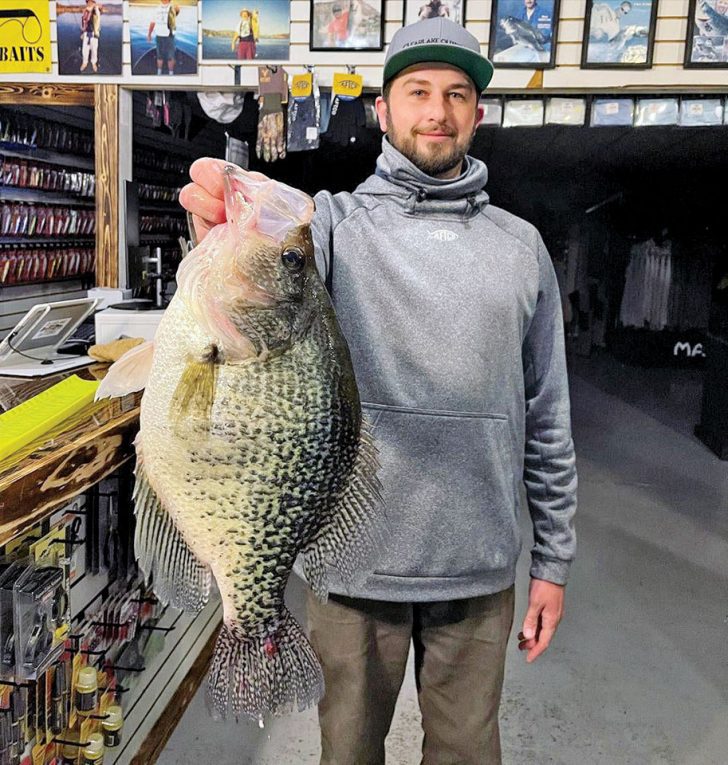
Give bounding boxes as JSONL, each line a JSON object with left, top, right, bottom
{"left": 0, "top": 375, "right": 100, "bottom": 462}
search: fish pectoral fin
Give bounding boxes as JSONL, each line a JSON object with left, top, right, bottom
{"left": 133, "top": 460, "right": 211, "bottom": 613}
{"left": 309, "top": 418, "right": 387, "bottom": 593}
{"left": 169, "top": 352, "right": 219, "bottom": 429}
{"left": 95, "top": 340, "right": 155, "bottom": 400}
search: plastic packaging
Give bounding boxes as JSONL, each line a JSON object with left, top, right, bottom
{"left": 545, "top": 98, "right": 587, "bottom": 126}
{"left": 679, "top": 99, "right": 724, "bottom": 127}
{"left": 502, "top": 100, "right": 544, "bottom": 127}
{"left": 634, "top": 98, "right": 679, "bottom": 126}
{"left": 478, "top": 98, "right": 503, "bottom": 127}
{"left": 590, "top": 98, "right": 635, "bottom": 127}
{"left": 13, "top": 564, "right": 66, "bottom": 678}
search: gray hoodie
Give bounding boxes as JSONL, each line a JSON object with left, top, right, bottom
{"left": 302, "top": 136, "right": 577, "bottom": 602}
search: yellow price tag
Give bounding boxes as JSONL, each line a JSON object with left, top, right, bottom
{"left": 291, "top": 74, "right": 313, "bottom": 98}
{"left": 333, "top": 72, "right": 363, "bottom": 99}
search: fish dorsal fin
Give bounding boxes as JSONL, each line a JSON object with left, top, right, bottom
{"left": 95, "top": 340, "right": 155, "bottom": 401}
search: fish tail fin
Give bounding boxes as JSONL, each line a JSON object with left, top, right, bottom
{"left": 133, "top": 462, "right": 211, "bottom": 613}
{"left": 207, "top": 608, "right": 324, "bottom": 721}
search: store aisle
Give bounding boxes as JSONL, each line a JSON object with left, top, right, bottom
{"left": 159, "top": 358, "right": 728, "bottom": 765}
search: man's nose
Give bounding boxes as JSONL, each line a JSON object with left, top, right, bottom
{"left": 425, "top": 94, "right": 450, "bottom": 122}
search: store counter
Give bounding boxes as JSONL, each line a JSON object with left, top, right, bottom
{"left": 0, "top": 365, "right": 140, "bottom": 545}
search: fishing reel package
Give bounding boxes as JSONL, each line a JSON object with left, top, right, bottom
{"left": 0, "top": 561, "right": 27, "bottom": 679}
{"left": 12, "top": 564, "right": 68, "bottom": 679}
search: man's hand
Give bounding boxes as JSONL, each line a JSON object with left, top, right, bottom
{"left": 517, "top": 578, "right": 565, "bottom": 663}
{"left": 178, "top": 157, "right": 227, "bottom": 243}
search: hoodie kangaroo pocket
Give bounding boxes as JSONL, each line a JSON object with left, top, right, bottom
{"left": 363, "top": 403, "right": 519, "bottom": 580}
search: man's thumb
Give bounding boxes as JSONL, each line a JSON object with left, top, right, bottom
{"left": 522, "top": 609, "right": 540, "bottom": 640}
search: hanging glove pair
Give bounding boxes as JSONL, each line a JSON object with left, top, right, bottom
{"left": 322, "top": 96, "right": 366, "bottom": 147}
{"left": 256, "top": 94, "right": 286, "bottom": 163}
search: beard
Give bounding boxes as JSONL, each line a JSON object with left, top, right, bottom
{"left": 386, "top": 118, "right": 474, "bottom": 177}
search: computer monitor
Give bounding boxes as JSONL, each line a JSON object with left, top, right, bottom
{"left": 0, "top": 298, "right": 98, "bottom": 377}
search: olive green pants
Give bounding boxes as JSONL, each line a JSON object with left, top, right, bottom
{"left": 307, "top": 586, "right": 515, "bottom": 765}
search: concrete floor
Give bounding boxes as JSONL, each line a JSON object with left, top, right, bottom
{"left": 159, "top": 351, "right": 728, "bottom": 765}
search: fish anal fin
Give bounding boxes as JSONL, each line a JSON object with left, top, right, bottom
{"left": 133, "top": 459, "right": 211, "bottom": 613}
{"left": 307, "top": 418, "right": 386, "bottom": 594}
{"left": 95, "top": 340, "right": 155, "bottom": 400}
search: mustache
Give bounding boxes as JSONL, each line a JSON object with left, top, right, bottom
{"left": 413, "top": 126, "right": 457, "bottom": 136}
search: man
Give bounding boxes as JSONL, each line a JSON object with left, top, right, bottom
{"left": 180, "top": 18, "right": 577, "bottom": 765}
{"left": 589, "top": 0, "right": 632, "bottom": 41}
{"left": 418, "top": 0, "right": 451, "bottom": 19}
{"left": 147, "top": 0, "right": 180, "bottom": 76}
{"left": 326, "top": 4, "right": 350, "bottom": 47}
{"left": 520, "top": 0, "right": 553, "bottom": 43}
{"left": 80, "top": 0, "right": 101, "bottom": 73}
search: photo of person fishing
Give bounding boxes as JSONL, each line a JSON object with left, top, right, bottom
{"left": 56, "top": 0, "right": 123, "bottom": 75}
{"left": 128, "top": 0, "right": 198, "bottom": 76}
{"left": 686, "top": 0, "right": 728, "bottom": 64}
{"left": 310, "top": 0, "right": 384, "bottom": 51}
{"left": 582, "top": 0, "right": 657, "bottom": 66}
{"left": 202, "top": 0, "right": 290, "bottom": 61}
{"left": 404, "top": 0, "right": 465, "bottom": 25}
{"left": 490, "top": 0, "right": 558, "bottom": 66}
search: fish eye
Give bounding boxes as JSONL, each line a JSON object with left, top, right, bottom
{"left": 281, "top": 247, "right": 305, "bottom": 272}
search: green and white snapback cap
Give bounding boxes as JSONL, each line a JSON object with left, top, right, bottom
{"left": 383, "top": 17, "right": 494, "bottom": 93}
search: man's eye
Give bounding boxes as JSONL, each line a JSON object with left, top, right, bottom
{"left": 451, "top": 92, "right": 466, "bottom": 100}
{"left": 411, "top": 90, "right": 427, "bottom": 97}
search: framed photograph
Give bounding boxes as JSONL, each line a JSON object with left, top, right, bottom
{"left": 201, "top": 0, "right": 290, "bottom": 61}
{"left": 57, "top": 0, "right": 123, "bottom": 76}
{"left": 684, "top": 0, "right": 728, "bottom": 67}
{"left": 129, "top": 0, "right": 198, "bottom": 76}
{"left": 489, "top": 0, "right": 560, "bottom": 68}
{"left": 403, "top": 0, "right": 467, "bottom": 26}
{"left": 310, "top": 1, "right": 385, "bottom": 50}
{"left": 581, "top": 0, "right": 658, "bottom": 68}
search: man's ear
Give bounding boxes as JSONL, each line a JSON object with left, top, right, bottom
{"left": 375, "top": 96, "right": 389, "bottom": 133}
{"left": 475, "top": 103, "right": 485, "bottom": 131}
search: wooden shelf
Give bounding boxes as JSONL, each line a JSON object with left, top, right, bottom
{"left": 0, "top": 143, "right": 94, "bottom": 171}
{"left": 0, "top": 273, "right": 94, "bottom": 289}
{"left": 0, "top": 237, "right": 95, "bottom": 245}
{"left": 0, "top": 187, "right": 95, "bottom": 206}
{"left": 138, "top": 202, "right": 184, "bottom": 215}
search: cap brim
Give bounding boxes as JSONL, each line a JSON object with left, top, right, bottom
{"left": 383, "top": 45, "right": 494, "bottom": 93}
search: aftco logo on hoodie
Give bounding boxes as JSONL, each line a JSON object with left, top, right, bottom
{"left": 428, "top": 230, "right": 459, "bottom": 242}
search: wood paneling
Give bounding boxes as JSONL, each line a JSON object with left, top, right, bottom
{"left": 95, "top": 85, "right": 120, "bottom": 288}
{"left": 0, "top": 83, "right": 93, "bottom": 105}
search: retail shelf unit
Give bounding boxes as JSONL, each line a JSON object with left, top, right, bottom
{"left": 0, "top": 104, "right": 97, "bottom": 340}
{"left": 130, "top": 91, "right": 226, "bottom": 290}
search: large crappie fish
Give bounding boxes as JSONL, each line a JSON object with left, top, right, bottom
{"left": 97, "top": 166, "right": 382, "bottom": 721}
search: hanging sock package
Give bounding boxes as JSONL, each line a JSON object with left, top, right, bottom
{"left": 679, "top": 99, "right": 724, "bottom": 127}
{"left": 502, "top": 100, "right": 544, "bottom": 128}
{"left": 323, "top": 71, "right": 367, "bottom": 146}
{"left": 634, "top": 98, "right": 679, "bottom": 126}
{"left": 287, "top": 73, "right": 320, "bottom": 153}
{"left": 590, "top": 98, "right": 635, "bottom": 127}
{"left": 545, "top": 98, "right": 587, "bottom": 126}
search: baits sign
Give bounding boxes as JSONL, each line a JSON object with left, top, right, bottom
{"left": 0, "top": 2, "right": 52, "bottom": 74}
